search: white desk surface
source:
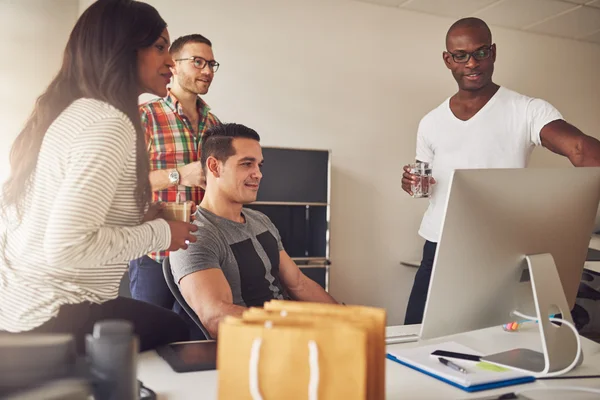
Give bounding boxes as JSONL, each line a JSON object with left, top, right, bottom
{"left": 588, "top": 234, "right": 600, "bottom": 251}
{"left": 138, "top": 324, "right": 600, "bottom": 400}
{"left": 584, "top": 261, "right": 600, "bottom": 274}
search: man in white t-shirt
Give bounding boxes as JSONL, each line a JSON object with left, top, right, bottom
{"left": 402, "top": 17, "right": 600, "bottom": 325}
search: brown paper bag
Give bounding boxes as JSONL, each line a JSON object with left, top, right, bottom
{"left": 218, "top": 316, "right": 368, "bottom": 400}
{"left": 263, "top": 301, "right": 386, "bottom": 400}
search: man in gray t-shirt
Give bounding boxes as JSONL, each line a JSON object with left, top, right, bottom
{"left": 172, "top": 206, "right": 291, "bottom": 308}
{"left": 170, "top": 123, "right": 337, "bottom": 338}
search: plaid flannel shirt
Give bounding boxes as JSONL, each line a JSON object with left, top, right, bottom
{"left": 142, "top": 90, "right": 221, "bottom": 262}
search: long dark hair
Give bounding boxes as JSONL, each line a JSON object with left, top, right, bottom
{"left": 1, "top": 0, "right": 166, "bottom": 219}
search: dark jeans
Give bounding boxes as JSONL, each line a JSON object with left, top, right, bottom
{"left": 129, "top": 255, "right": 175, "bottom": 310}
{"left": 25, "top": 297, "right": 189, "bottom": 354}
{"left": 404, "top": 240, "right": 438, "bottom": 325}
{"left": 129, "top": 255, "right": 206, "bottom": 341}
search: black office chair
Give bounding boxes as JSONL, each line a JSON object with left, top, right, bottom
{"left": 162, "top": 257, "right": 213, "bottom": 340}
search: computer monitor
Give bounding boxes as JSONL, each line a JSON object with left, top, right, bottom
{"left": 419, "top": 168, "right": 600, "bottom": 373}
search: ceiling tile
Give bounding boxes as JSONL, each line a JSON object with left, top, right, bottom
{"left": 352, "top": 0, "right": 600, "bottom": 46}
{"left": 582, "top": 29, "right": 600, "bottom": 42}
{"left": 527, "top": 5, "right": 600, "bottom": 38}
{"left": 475, "top": 0, "right": 576, "bottom": 30}
{"left": 586, "top": 0, "right": 600, "bottom": 8}
{"left": 559, "top": 0, "right": 590, "bottom": 4}
{"left": 400, "top": 0, "right": 501, "bottom": 18}
{"left": 355, "top": 0, "right": 407, "bottom": 6}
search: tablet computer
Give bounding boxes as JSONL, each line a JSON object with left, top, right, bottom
{"left": 155, "top": 340, "right": 217, "bottom": 373}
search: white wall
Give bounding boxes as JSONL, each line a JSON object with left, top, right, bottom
{"left": 114, "top": 0, "right": 600, "bottom": 324}
{"left": 9, "top": 0, "right": 600, "bottom": 325}
{"left": 0, "top": 0, "right": 79, "bottom": 185}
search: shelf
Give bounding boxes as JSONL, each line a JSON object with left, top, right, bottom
{"left": 293, "top": 257, "right": 330, "bottom": 265}
{"left": 251, "top": 201, "right": 328, "bottom": 206}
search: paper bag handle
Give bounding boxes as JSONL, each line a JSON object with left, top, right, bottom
{"left": 249, "top": 337, "right": 319, "bottom": 400}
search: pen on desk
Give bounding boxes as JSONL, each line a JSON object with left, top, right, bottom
{"left": 438, "top": 357, "right": 468, "bottom": 374}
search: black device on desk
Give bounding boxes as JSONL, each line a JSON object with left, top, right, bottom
{"left": 464, "top": 393, "right": 530, "bottom": 400}
{"left": 156, "top": 340, "right": 217, "bottom": 373}
{"left": 431, "top": 349, "right": 481, "bottom": 362}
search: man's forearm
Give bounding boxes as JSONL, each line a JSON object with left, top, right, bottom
{"left": 289, "top": 276, "right": 337, "bottom": 304}
{"left": 540, "top": 120, "right": 600, "bottom": 167}
{"left": 573, "top": 135, "right": 600, "bottom": 167}
{"left": 203, "top": 302, "right": 247, "bottom": 338}
{"left": 149, "top": 169, "right": 175, "bottom": 192}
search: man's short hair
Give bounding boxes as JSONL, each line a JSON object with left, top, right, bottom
{"left": 170, "top": 34, "right": 212, "bottom": 56}
{"left": 201, "top": 123, "right": 261, "bottom": 170}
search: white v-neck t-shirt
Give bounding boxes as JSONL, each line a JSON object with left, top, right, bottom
{"left": 416, "top": 86, "right": 563, "bottom": 243}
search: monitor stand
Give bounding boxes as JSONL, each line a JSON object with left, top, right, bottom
{"left": 482, "top": 253, "right": 582, "bottom": 375}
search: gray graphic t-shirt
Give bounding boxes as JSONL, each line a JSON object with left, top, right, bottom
{"left": 170, "top": 207, "right": 290, "bottom": 307}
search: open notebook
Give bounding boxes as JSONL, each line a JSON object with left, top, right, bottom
{"left": 387, "top": 341, "right": 535, "bottom": 392}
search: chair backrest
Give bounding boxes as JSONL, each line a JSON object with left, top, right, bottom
{"left": 162, "top": 257, "right": 212, "bottom": 340}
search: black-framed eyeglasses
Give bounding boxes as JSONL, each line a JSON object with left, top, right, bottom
{"left": 446, "top": 45, "right": 493, "bottom": 63}
{"left": 174, "top": 56, "right": 220, "bottom": 72}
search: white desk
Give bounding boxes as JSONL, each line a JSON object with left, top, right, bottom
{"left": 584, "top": 261, "right": 600, "bottom": 275}
{"left": 138, "top": 324, "right": 600, "bottom": 400}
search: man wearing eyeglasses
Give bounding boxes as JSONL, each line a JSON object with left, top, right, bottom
{"left": 402, "top": 17, "right": 600, "bottom": 325}
{"left": 128, "top": 34, "right": 221, "bottom": 321}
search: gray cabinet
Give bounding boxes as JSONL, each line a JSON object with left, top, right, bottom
{"left": 245, "top": 147, "right": 331, "bottom": 290}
